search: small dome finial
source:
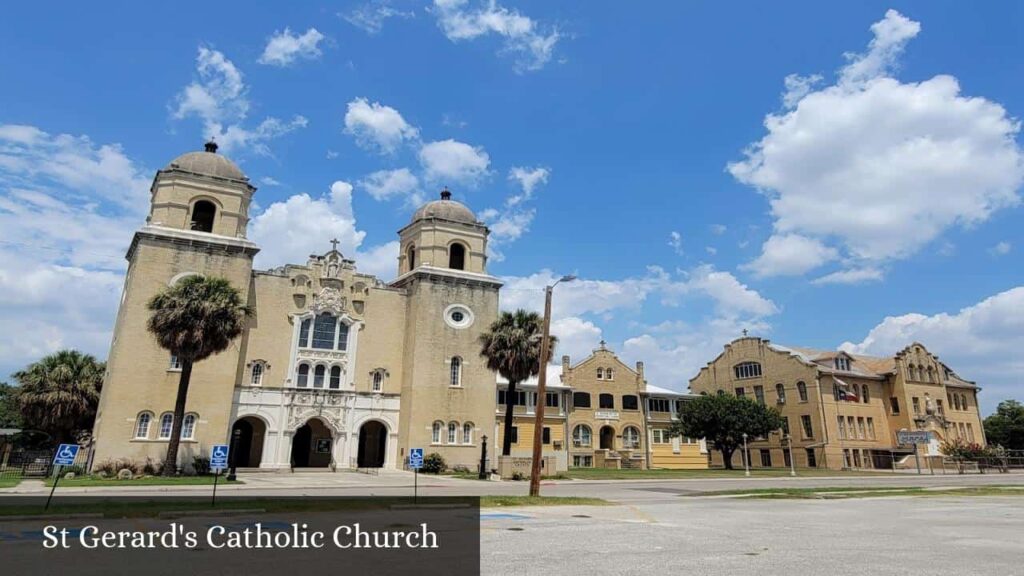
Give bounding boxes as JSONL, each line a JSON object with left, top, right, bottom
{"left": 440, "top": 187, "right": 451, "bottom": 201}
{"left": 204, "top": 139, "right": 219, "bottom": 154}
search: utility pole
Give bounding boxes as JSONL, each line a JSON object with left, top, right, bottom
{"left": 529, "top": 275, "right": 575, "bottom": 497}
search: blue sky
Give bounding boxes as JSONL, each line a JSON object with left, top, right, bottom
{"left": 1, "top": 1, "right": 1022, "bottom": 413}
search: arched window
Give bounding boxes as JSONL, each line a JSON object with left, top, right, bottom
{"left": 733, "top": 362, "right": 762, "bottom": 379}
{"left": 431, "top": 421, "right": 443, "bottom": 444}
{"left": 573, "top": 392, "right": 591, "bottom": 408}
{"left": 596, "top": 368, "right": 604, "bottom": 380}
{"left": 372, "top": 371, "right": 383, "bottom": 392}
{"left": 623, "top": 426, "right": 641, "bottom": 449}
{"left": 599, "top": 393, "right": 615, "bottom": 409}
{"left": 797, "top": 381, "right": 808, "bottom": 402}
{"left": 299, "top": 318, "right": 311, "bottom": 346}
{"left": 862, "top": 384, "right": 870, "bottom": 403}
{"left": 776, "top": 383, "right": 786, "bottom": 404}
{"left": 312, "top": 365, "right": 326, "bottom": 389}
{"left": 448, "top": 242, "right": 466, "bottom": 270}
{"left": 312, "top": 314, "right": 338, "bottom": 349}
{"left": 181, "top": 414, "right": 197, "bottom": 440}
{"left": 407, "top": 244, "right": 416, "bottom": 271}
{"left": 329, "top": 366, "right": 342, "bottom": 389}
{"left": 462, "top": 423, "right": 474, "bottom": 444}
{"left": 297, "top": 364, "right": 310, "bottom": 388}
{"left": 190, "top": 200, "right": 216, "bottom": 233}
{"left": 250, "top": 362, "right": 264, "bottom": 386}
{"left": 447, "top": 422, "right": 458, "bottom": 444}
{"left": 449, "top": 357, "right": 462, "bottom": 387}
{"left": 134, "top": 412, "right": 152, "bottom": 439}
{"left": 573, "top": 424, "right": 592, "bottom": 447}
{"left": 158, "top": 413, "right": 174, "bottom": 439}
{"left": 606, "top": 368, "right": 614, "bottom": 380}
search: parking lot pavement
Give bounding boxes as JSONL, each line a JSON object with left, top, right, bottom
{"left": 481, "top": 495, "right": 1024, "bottom": 576}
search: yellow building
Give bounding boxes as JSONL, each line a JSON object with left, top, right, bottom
{"left": 92, "top": 143, "right": 499, "bottom": 472}
{"left": 689, "top": 336, "right": 986, "bottom": 470}
{"left": 495, "top": 343, "right": 707, "bottom": 471}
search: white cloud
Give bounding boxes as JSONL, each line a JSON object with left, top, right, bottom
{"left": 812, "top": 267, "right": 885, "bottom": 285}
{"left": 743, "top": 234, "right": 838, "bottom": 278}
{"left": 507, "top": 166, "right": 549, "bottom": 206}
{"left": 258, "top": 27, "right": 326, "bottom": 67}
{"left": 172, "top": 47, "right": 306, "bottom": 155}
{"left": 479, "top": 165, "right": 549, "bottom": 261}
{"left": 354, "top": 240, "right": 400, "bottom": 280}
{"left": 344, "top": 2, "right": 415, "bottom": 34}
{"left": 842, "top": 287, "right": 1024, "bottom": 412}
{"left": 668, "top": 231, "right": 683, "bottom": 255}
{"left": 260, "top": 176, "right": 281, "bottom": 187}
{"left": 359, "top": 168, "right": 422, "bottom": 204}
{"left": 431, "top": 0, "right": 560, "bottom": 73}
{"left": 550, "top": 317, "right": 604, "bottom": 364}
{"left": 990, "top": 241, "right": 1012, "bottom": 256}
{"left": 677, "top": 264, "right": 780, "bottom": 318}
{"left": 418, "top": 139, "right": 490, "bottom": 185}
{"left": 730, "top": 10, "right": 1024, "bottom": 278}
{"left": 344, "top": 98, "right": 419, "bottom": 154}
{"left": 0, "top": 125, "right": 152, "bottom": 376}
{"left": 705, "top": 246, "right": 717, "bottom": 256}
{"left": 710, "top": 224, "right": 727, "bottom": 236}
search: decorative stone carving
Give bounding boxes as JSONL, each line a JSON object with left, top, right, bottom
{"left": 311, "top": 286, "right": 347, "bottom": 315}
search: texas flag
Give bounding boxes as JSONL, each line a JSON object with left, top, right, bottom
{"left": 836, "top": 379, "right": 859, "bottom": 401}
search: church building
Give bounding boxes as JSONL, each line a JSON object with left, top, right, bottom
{"left": 91, "top": 143, "right": 500, "bottom": 471}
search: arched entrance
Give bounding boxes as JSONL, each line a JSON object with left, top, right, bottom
{"left": 600, "top": 425, "right": 615, "bottom": 450}
{"left": 230, "top": 416, "right": 266, "bottom": 468}
{"left": 290, "top": 419, "right": 333, "bottom": 468}
{"left": 357, "top": 421, "right": 387, "bottom": 468}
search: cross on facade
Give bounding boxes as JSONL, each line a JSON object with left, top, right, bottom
{"left": 329, "top": 238, "right": 340, "bottom": 252}
{"left": 742, "top": 329, "right": 748, "bottom": 337}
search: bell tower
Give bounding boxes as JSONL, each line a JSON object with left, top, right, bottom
{"left": 91, "top": 142, "right": 260, "bottom": 469}
{"left": 392, "top": 189, "right": 500, "bottom": 469}
{"left": 397, "top": 189, "right": 489, "bottom": 276}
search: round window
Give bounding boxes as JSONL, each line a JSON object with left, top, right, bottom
{"left": 444, "top": 304, "right": 474, "bottom": 329}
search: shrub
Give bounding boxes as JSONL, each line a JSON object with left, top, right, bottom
{"left": 192, "top": 456, "right": 211, "bottom": 476}
{"left": 142, "top": 458, "right": 164, "bottom": 476}
{"left": 92, "top": 458, "right": 144, "bottom": 477}
{"left": 421, "top": 452, "right": 447, "bottom": 474}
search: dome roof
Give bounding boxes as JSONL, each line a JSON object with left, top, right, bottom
{"left": 163, "top": 142, "right": 247, "bottom": 181}
{"left": 411, "top": 190, "right": 477, "bottom": 224}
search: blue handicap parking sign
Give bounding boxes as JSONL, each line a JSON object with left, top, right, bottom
{"left": 52, "top": 444, "right": 80, "bottom": 466}
{"left": 210, "top": 444, "right": 230, "bottom": 471}
{"left": 409, "top": 448, "right": 424, "bottom": 470}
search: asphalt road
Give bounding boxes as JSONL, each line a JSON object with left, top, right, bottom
{"left": 481, "top": 495, "right": 1024, "bottom": 576}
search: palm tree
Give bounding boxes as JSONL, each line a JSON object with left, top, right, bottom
{"left": 147, "top": 276, "right": 249, "bottom": 475}
{"left": 13, "top": 350, "right": 104, "bottom": 444}
{"left": 479, "top": 309, "right": 558, "bottom": 456}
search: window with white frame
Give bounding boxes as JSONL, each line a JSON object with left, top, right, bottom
{"left": 313, "top": 365, "right": 326, "bottom": 389}
{"left": 648, "top": 398, "right": 671, "bottom": 413}
{"left": 169, "top": 355, "right": 182, "bottom": 371}
{"left": 775, "top": 383, "right": 786, "bottom": 404}
{"left": 134, "top": 412, "right": 152, "bottom": 439}
{"left": 834, "top": 356, "right": 851, "bottom": 371}
{"left": 447, "top": 422, "right": 458, "bottom": 444}
{"left": 372, "top": 370, "right": 384, "bottom": 392}
{"left": 572, "top": 424, "right": 592, "bottom": 447}
{"left": 733, "top": 362, "right": 762, "bottom": 379}
{"left": 652, "top": 429, "right": 669, "bottom": 444}
{"left": 462, "top": 423, "right": 473, "bottom": 444}
{"left": 250, "top": 362, "right": 264, "bottom": 386}
{"left": 573, "top": 455, "right": 593, "bottom": 468}
{"left": 181, "top": 414, "right": 197, "bottom": 440}
{"left": 606, "top": 368, "right": 614, "bottom": 380}
{"left": 298, "top": 314, "right": 350, "bottom": 351}
{"left": 449, "top": 357, "right": 462, "bottom": 387}
{"left": 329, "top": 366, "right": 341, "bottom": 389}
{"left": 432, "top": 421, "right": 443, "bottom": 444}
{"left": 297, "top": 364, "right": 310, "bottom": 388}
{"left": 158, "top": 413, "right": 174, "bottom": 439}
{"left": 596, "top": 368, "right": 604, "bottom": 380}
{"left": 622, "top": 426, "right": 640, "bottom": 449}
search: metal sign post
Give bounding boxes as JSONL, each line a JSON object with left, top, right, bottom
{"left": 210, "top": 444, "right": 230, "bottom": 508}
{"left": 897, "top": 430, "right": 931, "bottom": 475}
{"left": 409, "top": 448, "right": 424, "bottom": 504}
{"left": 45, "top": 444, "right": 80, "bottom": 511}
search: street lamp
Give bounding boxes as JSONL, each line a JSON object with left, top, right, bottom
{"left": 529, "top": 274, "right": 577, "bottom": 497}
{"left": 742, "top": 432, "right": 750, "bottom": 477}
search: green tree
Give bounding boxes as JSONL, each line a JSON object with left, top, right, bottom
{"left": 479, "top": 310, "right": 558, "bottom": 457}
{"left": 984, "top": 400, "right": 1024, "bottom": 450}
{"left": 669, "top": 393, "right": 785, "bottom": 469}
{"left": 147, "top": 276, "right": 249, "bottom": 475}
{"left": 0, "top": 381, "right": 23, "bottom": 429}
{"left": 12, "top": 350, "right": 104, "bottom": 444}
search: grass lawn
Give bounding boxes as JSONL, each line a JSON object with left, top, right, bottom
{"left": 44, "top": 475, "right": 241, "bottom": 487}
{"left": 692, "top": 485, "right": 1024, "bottom": 499}
{"left": 0, "top": 477, "right": 21, "bottom": 489}
{"left": 564, "top": 467, "right": 898, "bottom": 480}
{"left": 480, "top": 496, "right": 609, "bottom": 508}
